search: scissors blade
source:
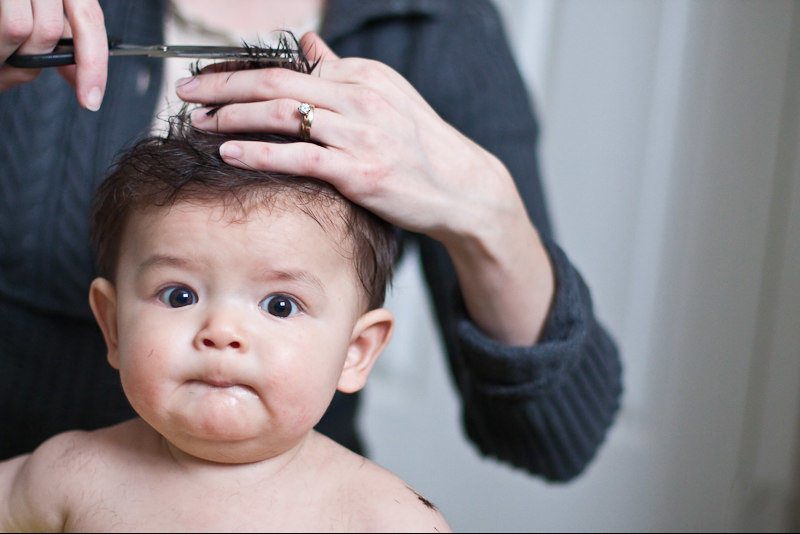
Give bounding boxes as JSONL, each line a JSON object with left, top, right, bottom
{"left": 110, "top": 44, "right": 294, "bottom": 61}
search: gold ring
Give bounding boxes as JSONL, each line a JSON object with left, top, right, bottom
{"left": 298, "top": 102, "right": 315, "bottom": 141}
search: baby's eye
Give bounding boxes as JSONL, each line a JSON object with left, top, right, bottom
{"left": 259, "top": 294, "right": 301, "bottom": 318}
{"left": 158, "top": 286, "right": 198, "bottom": 308}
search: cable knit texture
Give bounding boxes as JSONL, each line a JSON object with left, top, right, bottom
{"left": 0, "top": 0, "right": 622, "bottom": 481}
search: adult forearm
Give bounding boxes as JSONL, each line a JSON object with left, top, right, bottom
{"left": 443, "top": 172, "right": 555, "bottom": 347}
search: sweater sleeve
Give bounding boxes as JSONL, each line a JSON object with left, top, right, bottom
{"left": 415, "top": 0, "right": 623, "bottom": 482}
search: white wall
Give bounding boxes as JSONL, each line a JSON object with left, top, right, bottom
{"left": 361, "top": 1, "right": 800, "bottom": 531}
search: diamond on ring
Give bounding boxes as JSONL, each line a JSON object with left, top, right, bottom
{"left": 298, "top": 102, "right": 313, "bottom": 116}
{"left": 298, "top": 102, "right": 315, "bottom": 141}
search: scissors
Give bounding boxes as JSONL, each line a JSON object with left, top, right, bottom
{"left": 5, "top": 38, "right": 295, "bottom": 68}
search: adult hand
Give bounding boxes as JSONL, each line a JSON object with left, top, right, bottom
{"left": 0, "top": 0, "right": 108, "bottom": 111}
{"left": 180, "top": 32, "right": 555, "bottom": 345}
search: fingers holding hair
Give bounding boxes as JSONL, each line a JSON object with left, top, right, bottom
{"left": 191, "top": 99, "right": 357, "bottom": 150}
{"left": 219, "top": 140, "right": 358, "bottom": 198}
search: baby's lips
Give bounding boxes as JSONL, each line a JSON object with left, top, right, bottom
{"left": 188, "top": 377, "right": 259, "bottom": 397}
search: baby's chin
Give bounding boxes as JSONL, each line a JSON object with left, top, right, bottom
{"left": 133, "top": 402, "right": 301, "bottom": 464}
{"left": 180, "top": 394, "right": 263, "bottom": 437}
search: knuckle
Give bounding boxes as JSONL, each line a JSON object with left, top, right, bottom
{"left": 354, "top": 124, "right": 383, "bottom": 151}
{"left": 275, "top": 99, "right": 295, "bottom": 123}
{"left": 3, "top": 17, "right": 34, "bottom": 44}
{"left": 256, "top": 68, "right": 288, "bottom": 96}
{"left": 359, "top": 160, "right": 389, "bottom": 186}
{"left": 353, "top": 58, "right": 398, "bottom": 87}
{"left": 355, "top": 60, "right": 385, "bottom": 85}
{"left": 30, "top": 10, "right": 66, "bottom": 45}
{"left": 300, "top": 149, "right": 323, "bottom": 175}
{"left": 349, "top": 58, "right": 371, "bottom": 75}
{"left": 206, "top": 73, "right": 225, "bottom": 94}
{"left": 339, "top": 57, "right": 360, "bottom": 70}
{"left": 256, "top": 144, "right": 273, "bottom": 167}
{"left": 255, "top": 71, "right": 275, "bottom": 96}
{"left": 212, "top": 105, "right": 232, "bottom": 126}
{"left": 352, "top": 87, "right": 385, "bottom": 113}
{"left": 37, "top": 19, "right": 65, "bottom": 44}
{"left": 360, "top": 70, "right": 383, "bottom": 88}
{"left": 71, "top": 1, "right": 106, "bottom": 28}
{"left": 351, "top": 124, "right": 371, "bottom": 146}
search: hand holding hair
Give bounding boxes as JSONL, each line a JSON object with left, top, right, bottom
{"left": 0, "top": 0, "right": 108, "bottom": 110}
{"left": 178, "top": 32, "right": 555, "bottom": 346}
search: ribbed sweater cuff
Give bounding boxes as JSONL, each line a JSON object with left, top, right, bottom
{"left": 453, "top": 238, "right": 588, "bottom": 397}
{"left": 451, "top": 239, "right": 623, "bottom": 480}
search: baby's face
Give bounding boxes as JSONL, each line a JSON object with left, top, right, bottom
{"left": 101, "top": 201, "right": 375, "bottom": 463}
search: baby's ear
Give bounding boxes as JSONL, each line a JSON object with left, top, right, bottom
{"left": 89, "top": 278, "right": 120, "bottom": 369}
{"left": 337, "top": 308, "right": 394, "bottom": 394}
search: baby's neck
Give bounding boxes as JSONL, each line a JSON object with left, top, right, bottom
{"left": 158, "top": 428, "right": 314, "bottom": 484}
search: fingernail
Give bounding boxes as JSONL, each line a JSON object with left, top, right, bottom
{"left": 176, "top": 76, "right": 199, "bottom": 92}
{"left": 219, "top": 143, "right": 242, "bottom": 159}
{"left": 86, "top": 86, "right": 103, "bottom": 112}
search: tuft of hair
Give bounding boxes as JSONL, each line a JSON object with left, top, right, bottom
{"left": 187, "top": 32, "right": 322, "bottom": 117}
{"left": 91, "top": 34, "right": 397, "bottom": 310}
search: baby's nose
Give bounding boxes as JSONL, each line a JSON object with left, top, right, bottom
{"left": 195, "top": 316, "right": 248, "bottom": 352}
{"left": 202, "top": 337, "right": 241, "bottom": 350}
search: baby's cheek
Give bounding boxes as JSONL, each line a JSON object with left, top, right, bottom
{"left": 269, "top": 339, "right": 347, "bottom": 424}
{"left": 117, "top": 339, "right": 173, "bottom": 409}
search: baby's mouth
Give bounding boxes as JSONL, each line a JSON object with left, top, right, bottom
{"left": 187, "top": 379, "right": 258, "bottom": 397}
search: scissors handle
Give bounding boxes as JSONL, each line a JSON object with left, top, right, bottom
{"left": 5, "top": 38, "right": 120, "bottom": 68}
{"left": 6, "top": 38, "right": 295, "bottom": 67}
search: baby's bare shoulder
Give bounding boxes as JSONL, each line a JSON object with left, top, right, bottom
{"left": 34, "top": 419, "right": 151, "bottom": 473}
{"left": 307, "top": 432, "right": 450, "bottom": 532}
{"left": 16, "top": 429, "right": 95, "bottom": 486}
{"left": 0, "top": 428, "right": 104, "bottom": 532}
{"left": 336, "top": 453, "right": 451, "bottom": 533}
{"left": 15, "top": 419, "right": 156, "bottom": 500}
{"left": 1, "top": 420, "right": 160, "bottom": 531}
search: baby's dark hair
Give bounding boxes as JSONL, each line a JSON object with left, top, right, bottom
{"left": 91, "top": 36, "right": 397, "bottom": 310}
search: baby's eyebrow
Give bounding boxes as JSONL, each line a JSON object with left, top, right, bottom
{"left": 137, "top": 254, "right": 196, "bottom": 273}
{"left": 257, "top": 269, "right": 326, "bottom": 294}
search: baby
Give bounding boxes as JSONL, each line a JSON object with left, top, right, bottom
{"left": 0, "top": 109, "right": 450, "bottom": 531}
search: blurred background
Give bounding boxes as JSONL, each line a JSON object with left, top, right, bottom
{"left": 359, "top": 0, "right": 800, "bottom": 531}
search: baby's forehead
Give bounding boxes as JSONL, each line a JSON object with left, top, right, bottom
{"left": 125, "top": 197, "right": 356, "bottom": 270}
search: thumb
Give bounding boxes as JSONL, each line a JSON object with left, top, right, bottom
{"left": 299, "top": 31, "right": 339, "bottom": 62}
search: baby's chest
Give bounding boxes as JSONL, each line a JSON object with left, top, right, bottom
{"left": 66, "top": 486, "right": 357, "bottom": 532}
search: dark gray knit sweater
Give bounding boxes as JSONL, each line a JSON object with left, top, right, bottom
{"left": 0, "top": 0, "right": 622, "bottom": 481}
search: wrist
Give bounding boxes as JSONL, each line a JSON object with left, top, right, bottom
{"left": 436, "top": 153, "right": 522, "bottom": 251}
{"left": 443, "top": 196, "right": 556, "bottom": 346}
{"left": 443, "top": 203, "right": 541, "bottom": 286}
